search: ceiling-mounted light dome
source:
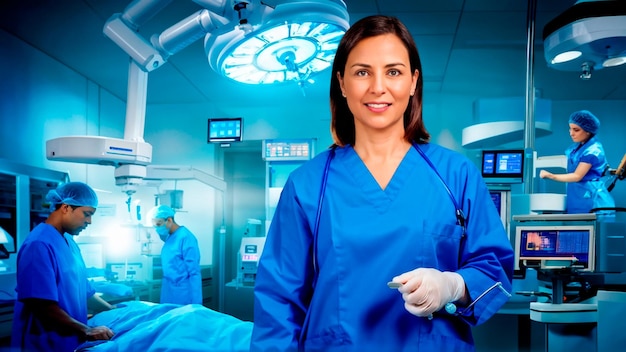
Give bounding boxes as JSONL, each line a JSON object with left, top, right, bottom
{"left": 551, "top": 50, "right": 582, "bottom": 64}
{"left": 205, "top": 0, "right": 349, "bottom": 85}
{"left": 603, "top": 55, "right": 626, "bottom": 67}
{"left": 543, "top": 0, "right": 626, "bottom": 73}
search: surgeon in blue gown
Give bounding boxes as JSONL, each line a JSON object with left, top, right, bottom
{"left": 150, "top": 205, "right": 202, "bottom": 305}
{"left": 251, "top": 15, "right": 514, "bottom": 352}
{"left": 12, "top": 182, "right": 116, "bottom": 352}
{"left": 540, "top": 110, "right": 615, "bottom": 217}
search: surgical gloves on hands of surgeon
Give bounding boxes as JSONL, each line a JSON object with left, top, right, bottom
{"left": 392, "top": 268, "right": 465, "bottom": 318}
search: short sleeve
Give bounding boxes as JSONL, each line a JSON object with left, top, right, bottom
{"left": 16, "top": 242, "right": 59, "bottom": 302}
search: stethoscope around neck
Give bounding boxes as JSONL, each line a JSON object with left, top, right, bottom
{"left": 312, "top": 141, "right": 467, "bottom": 274}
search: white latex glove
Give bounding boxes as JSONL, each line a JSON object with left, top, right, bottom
{"left": 391, "top": 268, "right": 465, "bottom": 318}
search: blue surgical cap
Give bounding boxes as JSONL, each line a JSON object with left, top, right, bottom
{"left": 46, "top": 182, "right": 98, "bottom": 208}
{"left": 152, "top": 205, "right": 175, "bottom": 220}
{"left": 569, "top": 110, "right": 600, "bottom": 135}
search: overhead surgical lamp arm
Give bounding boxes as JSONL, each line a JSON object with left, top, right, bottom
{"left": 103, "top": 0, "right": 231, "bottom": 72}
{"left": 106, "top": 1, "right": 231, "bottom": 139}
{"left": 101, "top": 0, "right": 234, "bottom": 194}
{"left": 150, "top": 9, "right": 230, "bottom": 59}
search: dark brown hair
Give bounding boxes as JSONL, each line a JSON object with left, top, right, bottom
{"left": 330, "top": 15, "right": 429, "bottom": 146}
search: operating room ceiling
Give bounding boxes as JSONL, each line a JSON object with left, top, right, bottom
{"left": 1, "top": 0, "right": 625, "bottom": 108}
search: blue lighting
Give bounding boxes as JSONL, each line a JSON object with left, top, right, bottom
{"left": 218, "top": 21, "right": 345, "bottom": 85}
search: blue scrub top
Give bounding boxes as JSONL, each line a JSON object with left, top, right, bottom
{"left": 12, "top": 223, "right": 95, "bottom": 352}
{"left": 565, "top": 136, "right": 615, "bottom": 214}
{"left": 160, "top": 226, "right": 202, "bottom": 305}
{"left": 251, "top": 143, "right": 514, "bottom": 351}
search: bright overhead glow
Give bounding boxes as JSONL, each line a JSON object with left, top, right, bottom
{"left": 216, "top": 21, "right": 345, "bottom": 85}
{"left": 602, "top": 56, "right": 626, "bottom": 67}
{"left": 542, "top": 1, "right": 626, "bottom": 76}
{"left": 551, "top": 50, "right": 582, "bottom": 64}
{"left": 205, "top": 0, "right": 350, "bottom": 86}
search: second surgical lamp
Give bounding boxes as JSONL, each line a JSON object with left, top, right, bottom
{"left": 543, "top": 0, "right": 626, "bottom": 79}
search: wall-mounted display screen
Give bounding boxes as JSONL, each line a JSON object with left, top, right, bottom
{"left": 207, "top": 117, "right": 243, "bottom": 143}
{"left": 262, "top": 139, "right": 314, "bottom": 161}
{"left": 481, "top": 149, "right": 524, "bottom": 183}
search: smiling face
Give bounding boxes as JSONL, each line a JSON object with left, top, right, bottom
{"left": 337, "top": 33, "right": 418, "bottom": 142}
{"left": 569, "top": 123, "right": 591, "bottom": 143}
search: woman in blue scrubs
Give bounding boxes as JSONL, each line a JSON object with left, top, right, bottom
{"left": 540, "top": 110, "right": 615, "bottom": 217}
{"left": 150, "top": 205, "right": 202, "bottom": 305}
{"left": 251, "top": 15, "right": 514, "bottom": 351}
{"left": 12, "top": 182, "right": 116, "bottom": 352}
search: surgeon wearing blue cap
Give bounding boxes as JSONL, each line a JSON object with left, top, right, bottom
{"left": 150, "top": 205, "right": 202, "bottom": 305}
{"left": 12, "top": 182, "right": 117, "bottom": 352}
{"left": 540, "top": 110, "right": 615, "bottom": 216}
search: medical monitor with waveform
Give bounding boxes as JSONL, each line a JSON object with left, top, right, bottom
{"left": 514, "top": 225, "right": 595, "bottom": 271}
{"left": 207, "top": 117, "right": 243, "bottom": 143}
{"left": 481, "top": 149, "right": 524, "bottom": 184}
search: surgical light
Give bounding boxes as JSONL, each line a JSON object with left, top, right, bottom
{"left": 550, "top": 50, "right": 581, "bottom": 64}
{"left": 205, "top": 1, "right": 349, "bottom": 86}
{"left": 543, "top": 0, "right": 626, "bottom": 78}
{"left": 47, "top": 0, "right": 349, "bottom": 195}
{"left": 602, "top": 55, "right": 626, "bottom": 67}
{"left": 213, "top": 21, "right": 343, "bottom": 85}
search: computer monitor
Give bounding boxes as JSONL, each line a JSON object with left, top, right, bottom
{"left": 262, "top": 139, "right": 314, "bottom": 161}
{"left": 77, "top": 243, "right": 104, "bottom": 269}
{"left": 207, "top": 117, "right": 243, "bottom": 143}
{"left": 514, "top": 225, "right": 595, "bottom": 271}
{"left": 481, "top": 149, "right": 524, "bottom": 184}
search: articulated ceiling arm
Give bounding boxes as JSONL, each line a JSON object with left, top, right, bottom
{"left": 100, "top": 1, "right": 234, "bottom": 194}
{"left": 103, "top": 0, "right": 232, "bottom": 72}
{"left": 151, "top": 9, "right": 231, "bottom": 59}
{"left": 48, "top": 0, "right": 348, "bottom": 196}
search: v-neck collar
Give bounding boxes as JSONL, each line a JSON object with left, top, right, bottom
{"left": 339, "top": 145, "right": 419, "bottom": 212}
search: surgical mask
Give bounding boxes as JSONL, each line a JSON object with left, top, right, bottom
{"left": 156, "top": 224, "right": 169, "bottom": 241}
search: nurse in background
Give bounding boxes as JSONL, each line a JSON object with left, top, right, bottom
{"left": 150, "top": 205, "right": 202, "bottom": 305}
{"left": 540, "top": 110, "right": 615, "bottom": 217}
{"left": 12, "top": 182, "right": 115, "bottom": 352}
